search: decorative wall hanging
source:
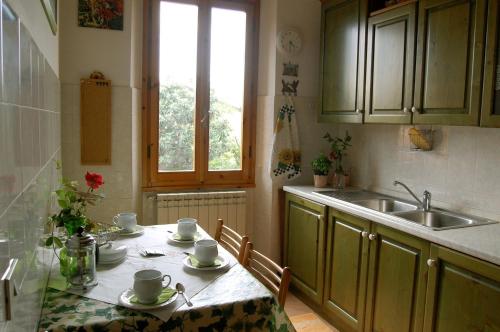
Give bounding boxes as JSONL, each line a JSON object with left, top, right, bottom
{"left": 41, "top": 0, "right": 57, "bottom": 35}
{"left": 281, "top": 79, "right": 299, "bottom": 96}
{"left": 78, "top": 0, "right": 124, "bottom": 31}
{"left": 282, "top": 62, "right": 299, "bottom": 77}
{"left": 80, "top": 72, "right": 112, "bottom": 164}
{"left": 270, "top": 97, "right": 301, "bottom": 180}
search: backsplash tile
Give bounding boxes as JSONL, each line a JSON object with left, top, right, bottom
{"left": 337, "top": 124, "right": 500, "bottom": 221}
{"left": 0, "top": 1, "right": 60, "bottom": 330}
{"left": 1, "top": 1, "right": 19, "bottom": 105}
{"left": 0, "top": 105, "right": 22, "bottom": 216}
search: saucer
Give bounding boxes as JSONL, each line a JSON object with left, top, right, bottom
{"left": 98, "top": 255, "right": 126, "bottom": 266}
{"left": 183, "top": 254, "right": 229, "bottom": 271}
{"left": 118, "top": 288, "right": 178, "bottom": 310}
{"left": 168, "top": 232, "right": 202, "bottom": 244}
{"left": 99, "top": 243, "right": 127, "bottom": 261}
{"left": 119, "top": 225, "right": 145, "bottom": 236}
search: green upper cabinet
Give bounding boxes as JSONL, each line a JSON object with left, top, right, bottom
{"left": 319, "top": 0, "right": 368, "bottom": 123}
{"left": 364, "top": 3, "right": 416, "bottom": 124}
{"left": 412, "top": 0, "right": 486, "bottom": 125}
{"left": 364, "top": 224, "right": 429, "bottom": 332}
{"left": 284, "top": 194, "right": 326, "bottom": 305}
{"left": 480, "top": 0, "right": 500, "bottom": 127}
{"left": 324, "top": 209, "right": 370, "bottom": 332}
{"left": 423, "top": 244, "right": 500, "bottom": 332}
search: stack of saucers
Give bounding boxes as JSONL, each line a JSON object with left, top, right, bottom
{"left": 98, "top": 243, "right": 127, "bottom": 265}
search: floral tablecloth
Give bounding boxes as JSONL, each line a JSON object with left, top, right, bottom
{"left": 39, "top": 226, "right": 295, "bottom": 332}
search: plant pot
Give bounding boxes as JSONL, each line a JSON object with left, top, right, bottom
{"left": 313, "top": 175, "right": 328, "bottom": 188}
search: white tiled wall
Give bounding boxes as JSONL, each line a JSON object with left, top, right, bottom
{"left": 337, "top": 124, "right": 500, "bottom": 222}
{"left": 0, "top": 1, "right": 61, "bottom": 330}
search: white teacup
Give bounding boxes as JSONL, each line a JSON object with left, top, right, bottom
{"left": 113, "top": 212, "right": 137, "bottom": 231}
{"left": 194, "top": 239, "right": 219, "bottom": 265}
{"left": 177, "top": 218, "right": 197, "bottom": 240}
{"left": 133, "top": 269, "right": 171, "bottom": 304}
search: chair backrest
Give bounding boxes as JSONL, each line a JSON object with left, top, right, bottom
{"left": 242, "top": 242, "right": 291, "bottom": 306}
{"left": 214, "top": 218, "right": 249, "bottom": 264}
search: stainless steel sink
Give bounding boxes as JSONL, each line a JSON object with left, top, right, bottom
{"left": 352, "top": 199, "right": 419, "bottom": 213}
{"left": 394, "top": 210, "right": 496, "bottom": 230}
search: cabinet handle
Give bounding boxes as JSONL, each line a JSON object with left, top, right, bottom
{"left": 427, "top": 259, "right": 437, "bottom": 267}
{"left": 355, "top": 109, "right": 364, "bottom": 114}
{"left": 368, "top": 233, "right": 377, "bottom": 241}
{"left": 402, "top": 107, "right": 409, "bottom": 113}
{"left": 411, "top": 106, "right": 418, "bottom": 113}
{"left": 361, "top": 231, "right": 368, "bottom": 238}
{"left": 1, "top": 258, "right": 19, "bottom": 321}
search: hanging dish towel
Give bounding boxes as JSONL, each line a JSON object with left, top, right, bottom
{"left": 270, "top": 98, "right": 301, "bottom": 180}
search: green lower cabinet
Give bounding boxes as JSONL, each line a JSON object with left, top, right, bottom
{"left": 324, "top": 209, "right": 371, "bottom": 332}
{"left": 364, "top": 224, "right": 429, "bottom": 332}
{"left": 284, "top": 194, "right": 326, "bottom": 305}
{"left": 423, "top": 244, "right": 500, "bottom": 332}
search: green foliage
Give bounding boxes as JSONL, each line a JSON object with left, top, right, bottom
{"left": 311, "top": 153, "right": 332, "bottom": 175}
{"left": 324, "top": 131, "right": 352, "bottom": 174}
{"left": 158, "top": 84, "right": 241, "bottom": 171}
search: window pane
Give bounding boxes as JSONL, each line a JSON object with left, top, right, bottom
{"left": 209, "top": 8, "right": 246, "bottom": 171}
{"left": 158, "top": 2, "right": 198, "bottom": 172}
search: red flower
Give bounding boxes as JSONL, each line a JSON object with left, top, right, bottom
{"left": 85, "top": 172, "right": 104, "bottom": 190}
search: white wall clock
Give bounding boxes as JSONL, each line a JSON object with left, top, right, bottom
{"left": 277, "top": 29, "right": 302, "bottom": 55}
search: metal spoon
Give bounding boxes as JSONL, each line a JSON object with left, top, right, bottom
{"left": 175, "top": 283, "right": 192, "bottom": 307}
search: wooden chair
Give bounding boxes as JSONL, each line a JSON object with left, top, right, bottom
{"left": 214, "top": 218, "right": 249, "bottom": 264}
{"left": 242, "top": 242, "right": 291, "bottom": 306}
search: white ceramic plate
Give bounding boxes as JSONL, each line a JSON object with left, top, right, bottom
{"left": 168, "top": 232, "right": 203, "bottom": 244}
{"left": 98, "top": 255, "right": 126, "bottom": 266}
{"left": 99, "top": 244, "right": 128, "bottom": 261}
{"left": 118, "top": 225, "right": 145, "bottom": 237}
{"left": 118, "top": 288, "right": 178, "bottom": 310}
{"left": 182, "top": 254, "right": 229, "bottom": 271}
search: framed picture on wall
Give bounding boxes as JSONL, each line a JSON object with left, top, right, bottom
{"left": 41, "top": 0, "right": 57, "bottom": 35}
{"left": 78, "top": 0, "right": 124, "bottom": 31}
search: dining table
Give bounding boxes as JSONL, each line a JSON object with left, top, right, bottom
{"left": 38, "top": 224, "right": 296, "bottom": 331}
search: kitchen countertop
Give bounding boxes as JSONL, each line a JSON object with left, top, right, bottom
{"left": 284, "top": 185, "right": 500, "bottom": 266}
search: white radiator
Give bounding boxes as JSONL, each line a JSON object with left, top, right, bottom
{"left": 156, "top": 191, "right": 247, "bottom": 237}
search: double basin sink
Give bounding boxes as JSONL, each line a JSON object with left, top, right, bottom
{"left": 314, "top": 190, "right": 496, "bottom": 230}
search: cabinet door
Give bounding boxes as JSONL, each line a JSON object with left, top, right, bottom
{"left": 319, "top": 0, "right": 367, "bottom": 123}
{"left": 284, "top": 194, "right": 326, "bottom": 305}
{"left": 324, "top": 209, "right": 370, "bottom": 332}
{"left": 364, "top": 3, "right": 416, "bottom": 124}
{"left": 423, "top": 244, "right": 500, "bottom": 332}
{"left": 413, "top": 0, "right": 486, "bottom": 125}
{"left": 364, "top": 224, "right": 429, "bottom": 332}
{"left": 480, "top": 0, "right": 500, "bottom": 127}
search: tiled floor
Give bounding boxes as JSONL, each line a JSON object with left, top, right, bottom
{"left": 285, "top": 292, "right": 339, "bottom": 332}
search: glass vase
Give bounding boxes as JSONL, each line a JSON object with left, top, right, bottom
{"left": 332, "top": 172, "right": 346, "bottom": 190}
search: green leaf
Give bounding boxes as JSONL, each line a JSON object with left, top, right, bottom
{"left": 58, "top": 199, "right": 69, "bottom": 209}
{"left": 45, "top": 237, "right": 54, "bottom": 247}
{"left": 55, "top": 189, "right": 66, "bottom": 199}
{"left": 53, "top": 237, "right": 63, "bottom": 248}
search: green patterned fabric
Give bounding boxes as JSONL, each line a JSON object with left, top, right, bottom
{"left": 39, "top": 288, "right": 294, "bottom": 332}
{"left": 39, "top": 264, "right": 295, "bottom": 331}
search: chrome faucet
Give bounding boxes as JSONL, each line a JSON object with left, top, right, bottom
{"left": 393, "top": 180, "right": 431, "bottom": 211}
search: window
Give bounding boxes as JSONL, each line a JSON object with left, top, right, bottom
{"left": 142, "top": 0, "right": 259, "bottom": 189}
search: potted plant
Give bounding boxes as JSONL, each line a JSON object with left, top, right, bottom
{"left": 324, "top": 131, "right": 351, "bottom": 189}
{"left": 311, "top": 153, "right": 332, "bottom": 187}
{"left": 46, "top": 167, "right": 105, "bottom": 276}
